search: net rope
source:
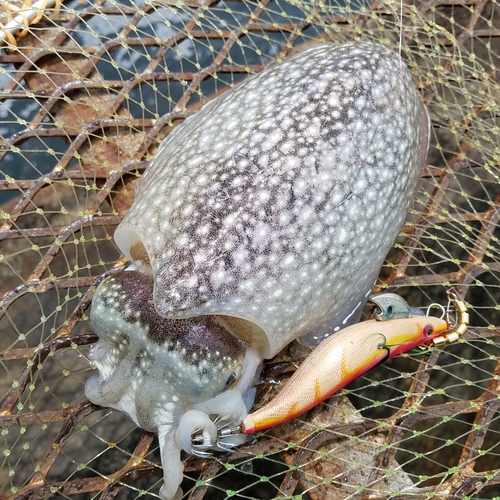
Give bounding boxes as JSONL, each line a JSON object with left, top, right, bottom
{"left": 0, "top": 0, "right": 499, "bottom": 498}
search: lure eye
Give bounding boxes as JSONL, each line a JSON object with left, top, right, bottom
{"left": 423, "top": 324, "right": 434, "bottom": 337}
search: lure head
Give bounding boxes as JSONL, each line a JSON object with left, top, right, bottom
{"left": 386, "top": 315, "right": 450, "bottom": 357}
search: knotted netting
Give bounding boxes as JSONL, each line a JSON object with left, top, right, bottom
{"left": 0, "top": 0, "right": 499, "bottom": 498}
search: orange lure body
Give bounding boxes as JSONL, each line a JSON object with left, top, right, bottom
{"left": 241, "top": 315, "right": 449, "bottom": 434}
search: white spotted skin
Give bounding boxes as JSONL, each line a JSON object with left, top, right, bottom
{"left": 115, "top": 41, "right": 429, "bottom": 359}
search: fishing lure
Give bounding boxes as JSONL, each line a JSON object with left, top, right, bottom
{"left": 235, "top": 290, "right": 469, "bottom": 434}
{"left": 242, "top": 313, "right": 448, "bottom": 433}
{"left": 190, "top": 291, "right": 468, "bottom": 449}
{"left": 86, "top": 40, "right": 430, "bottom": 499}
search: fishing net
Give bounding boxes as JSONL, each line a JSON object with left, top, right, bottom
{"left": 1, "top": 0, "right": 499, "bottom": 498}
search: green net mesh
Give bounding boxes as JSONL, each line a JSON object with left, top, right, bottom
{"left": 1, "top": 0, "right": 500, "bottom": 498}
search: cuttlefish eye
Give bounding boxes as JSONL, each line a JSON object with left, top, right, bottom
{"left": 225, "top": 368, "right": 242, "bottom": 389}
